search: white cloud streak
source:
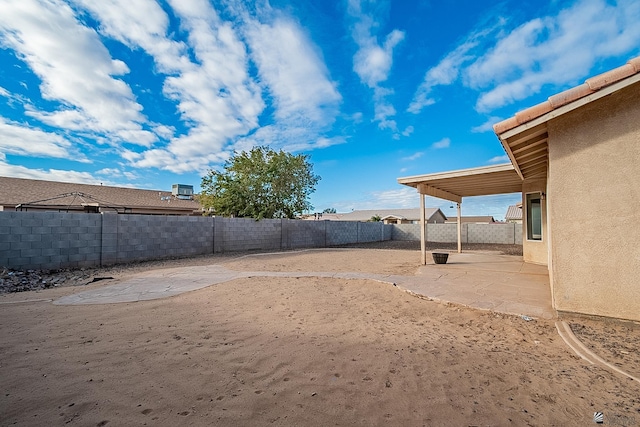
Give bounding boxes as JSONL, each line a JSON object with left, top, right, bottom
{"left": 0, "top": 0, "right": 155, "bottom": 145}
{"left": 1, "top": 0, "right": 342, "bottom": 176}
{"left": 470, "top": 0, "right": 640, "bottom": 111}
{"left": 0, "top": 117, "right": 88, "bottom": 161}
{"left": 71, "top": 0, "right": 342, "bottom": 173}
{"left": 410, "top": 0, "right": 640, "bottom": 114}
{"left": 0, "top": 160, "right": 111, "bottom": 185}
{"left": 471, "top": 116, "right": 502, "bottom": 133}
{"left": 402, "top": 151, "right": 423, "bottom": 161}
{"left": 431, "top": 137, "right": 450, "bottom": 149}
{"left": 488, "top": 155, "right": 510, "bottom": 163}
{"left": 348, "top": 0, "right": 404, "bottom": 133}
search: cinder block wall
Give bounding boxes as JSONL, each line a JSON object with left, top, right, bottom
{"left": 0, "top": 211, "right": 102, "bottom": 269}
{"left": 215, "top": 217, "right": 282, "bottom": 253}
{"left": 103, "top": 214, "right": 215, "bottom": 265}
{"left": 392, "top": 224, "right": 420, "bottom": 240}
{"left": 467, "top": 224, "right": 516, "bottom": 244}
{"left": 0, "top": 212, "right": 391, "bottom": 270}
{"left": 282, "top": 219, "right": 326, "bottom": 249}
{"left": 358, "top": 222, "right": 385, "bottom": 243}
{"left": 392, "top": 223, "right": 522, "bottom": 245}
{"left": 427, "top": 223, "right": 465, "bottom": 243}
{"left": 1, "top": 211, "right": 519, "bottom": 271}
{"left": 326, "top": 221, "right": 358, "bottom": 245}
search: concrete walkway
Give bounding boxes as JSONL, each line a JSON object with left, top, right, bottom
{"left": 54, "top": 251, "right": 555, "bottom": 320}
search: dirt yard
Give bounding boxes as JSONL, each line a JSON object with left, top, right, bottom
{"left": 1, "top": 244, "right": 638, "bottom": 426}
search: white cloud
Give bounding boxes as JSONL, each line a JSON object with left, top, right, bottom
{"left": 93, "top": 0, "right": 341, "bottom": 172}
{"left": 348, "top": 0, "right": 404, "bottom": 131}
{"left": 96, "top": 167, "right": 138, "bottom": 180}
{"left": 402, "top": 152, "right": 424, "bottom": 161}
{"left": 470, "top": 0, "right": 640, "bottom": 111}
{"left": 431, "top": 137, "right": 450, "bottom": 149}
{"left": 244, "top": 16, "right": 341, "bottom": 124}
{"left": 408, "top": 36, "right": 482, "bottom": 114}
{"left": 0, "top": 0, "right": 155, "bottom": 145}
{"left": 75, "top": 0, "right": 265, "bottom": 173}
{"left": 353, "top": 28, "right": 404, "bottom": 88}
{"left": 402, "top": 125, "right": 414, "bottom": 137}
{"left": 488, "top": 155, "right": 510, "bottom": 163}
{"left": 0, "top": 117, "right": 88, "bottom": 161}
{"left": 333, "top": 186, "right": 418, "bottom": 211}
{"left": 0, "top": 160, "right": 113, "bottom": 185}
{"left": 471, "top": 116, "right": 502, "bottom": 133}
{"left": 409, "top": 0, "right": 640, "bottom": 114}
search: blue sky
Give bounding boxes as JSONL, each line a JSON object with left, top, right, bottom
{"left": 1, "top": 0, "right": 638, "bottom": 220}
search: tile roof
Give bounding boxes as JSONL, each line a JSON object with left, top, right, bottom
{"left": 494, "top": 56, "right": 640, "bottom": 134}
{"left": 0, "top": 176, "right": 201, "bottom": 213}
{"left": 505, "top": 204, "right": 522, "bottom": 221}
{"left": 334, "top": 208, "right": 443, "bottom": 222}
{"left": 444, "top": 216, "right": 495, "bottom": 224}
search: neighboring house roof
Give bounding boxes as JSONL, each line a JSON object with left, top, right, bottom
{"left": 494, "top": 56, "right": 640, "bottom": 180}
{"left": 329, "top": 208, "right": 444, "bottom": 222}
{"left": 0, "top": 176, "right": 201, "bottom": 215}
{"left": 445, "top": 216, "right": 495, "bottom": 224}
{"left": 505, "top": 204, "right": 523, "bottom": 221}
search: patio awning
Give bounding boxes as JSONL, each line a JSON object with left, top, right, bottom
{"left": 397, "top": 163, "right": 523, "bottom": 203}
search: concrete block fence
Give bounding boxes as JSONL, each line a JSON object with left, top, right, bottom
{"left": 392, "top": 223, "right": 523, "bottom": 245}
{"left": 1, "top": 212, "right": 522, "bottom": 270}
{"left": 0, "top": 212, "right": 393, "bottom": 270}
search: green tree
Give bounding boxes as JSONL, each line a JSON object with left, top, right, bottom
{"left": 369, "top": 215, "right": 381, "bottom": 222}
{"left": 200, "top": 146, "right": 320, "bottom": 219}
{"left": 323, "top": 208, "right": 337, "bottom": 213}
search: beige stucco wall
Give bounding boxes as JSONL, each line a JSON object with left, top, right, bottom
{"left": 522, "top": 178, "right": 548, "bottom": 265}
{"left": 547, "top": 81, "right": 640, "bottom": 321}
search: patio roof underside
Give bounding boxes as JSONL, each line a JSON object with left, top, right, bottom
{"left": 397, "top": 164, "right": 523, "bottom": 203}
{"left": 500, "top": 122, "right": 549, "bottom": 180}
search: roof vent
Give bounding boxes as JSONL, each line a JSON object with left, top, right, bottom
{"left": 172, "top": 184, "right": 194, "bottom": 200}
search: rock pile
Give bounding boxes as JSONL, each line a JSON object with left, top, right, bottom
{"left": 0, "top": 268, "right": 94, "bottom": 293}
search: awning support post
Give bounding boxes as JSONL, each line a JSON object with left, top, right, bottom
{"left": 420, "top": 193, "right": 426, "bottom": 265}
{"left": 457, "top": 202, "right": 462, "bottom": 253}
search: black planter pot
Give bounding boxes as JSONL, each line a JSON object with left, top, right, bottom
{"left": 432, "top": 252, "right": 449, "bottom": 264}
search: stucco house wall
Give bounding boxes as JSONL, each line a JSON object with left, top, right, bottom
{"left": 522, "top": 178, "right": 548, "bottom": 265}
{"left": 547, "top": 81, "right": 640, "bottom": 321}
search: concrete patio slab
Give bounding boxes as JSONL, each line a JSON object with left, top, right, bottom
{"left": 53, "top": 251, "right": 555, "bottom": 320}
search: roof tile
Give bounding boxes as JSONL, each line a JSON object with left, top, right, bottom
{"left": 493, "top": 116, "right": 519, "bottom": 134}
{"left": 548, "top": 83, "right": 594, "bottom": 108}
{"left": 493, "top": 55, "right": 640, "bottom": 135}
{"left": 585, "top": 63, "right": 636, "bottom": 90}
{"left": 515, "top": 102, "right": 553, "bottom": 125}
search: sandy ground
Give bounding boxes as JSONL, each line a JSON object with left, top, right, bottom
{"left": 1, "top": 245, "right": 639, "bottom": 426}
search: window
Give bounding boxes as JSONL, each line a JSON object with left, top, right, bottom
{"left": 526, "top": 193, "right": 542, "bottom": 240}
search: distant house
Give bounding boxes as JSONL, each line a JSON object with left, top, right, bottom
{"left": 505, "top": 203, "right": 522, "bottom": 223}
{"left": 397, "top": 56, "right": 640, "bottom": 322}
{"left": 0, "top": 177, "right": 202, "bottom": 216}
{"left": 444, "top": 216, "right": 495, "bottom": 224}
{"left": 338, "top": 208, "right": 446, "bottom": 224}
{"left": 303, "top": 208, "right": 447, "bottom": 224}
